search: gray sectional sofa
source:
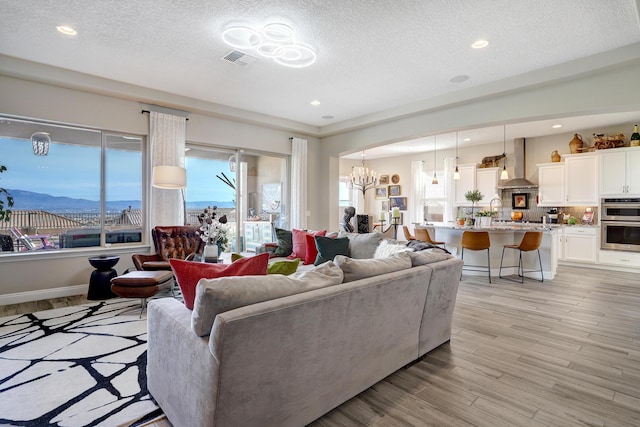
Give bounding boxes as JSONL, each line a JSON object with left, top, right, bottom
{"left": 147, "top": 232, "right": 464, "bottom": 427}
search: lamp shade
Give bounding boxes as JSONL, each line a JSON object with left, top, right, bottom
{"left": 152, "top": 165, "right": 186, "bottom": 189}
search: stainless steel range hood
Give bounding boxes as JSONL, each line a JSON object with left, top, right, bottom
{"left": 497, "top": 138, "right": 538, "bottom": 189}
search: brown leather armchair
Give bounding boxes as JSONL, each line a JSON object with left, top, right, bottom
{"left": 132, "top": 226, "right": 204, "bottom": 270}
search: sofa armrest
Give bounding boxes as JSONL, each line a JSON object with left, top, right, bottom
{"left": 147, "top": 298, "right": 220, "bottom": 427}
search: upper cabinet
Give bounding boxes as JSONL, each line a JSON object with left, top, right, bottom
{"left": 454, "top": 164, "right": 476, "bottom": 206}
{"left": 600, "top": 147, "right": 640, "bottom": 196}
{"left": 564, "top": 153, "right": 599, "bottom": 205}
{"left": 476, "top": 167, "right": 500, "bottom": 205}
{"left": 454, "top": 165, "right": 499, "bottom": 206}
{"left": 537, "top": 162, "right": 565, "bottom": 206}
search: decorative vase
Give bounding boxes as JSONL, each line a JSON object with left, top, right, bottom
{"left": 569, "top": 134, "right": 583, "bottom": 154}
{"left": 202, "top": 243, "right": 219, "bottom": 263}
{"left": 551, "top": 150, "right": 561, "bottom": 162}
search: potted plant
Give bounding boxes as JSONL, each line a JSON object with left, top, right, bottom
{"left": 475, "top": 210, "right": 497, "bottom": 227}
{"left": 464, "top": 189, "right": 484, "bottom": 223}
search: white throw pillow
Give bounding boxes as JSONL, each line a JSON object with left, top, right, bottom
{"left": 374, "top": 239, "right": 412, "bottom": 259}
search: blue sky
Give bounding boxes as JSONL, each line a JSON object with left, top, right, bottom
{"left": 1, "top": 137, "right": 235, "bottom": 202}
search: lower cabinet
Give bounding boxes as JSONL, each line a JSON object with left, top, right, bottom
{"left": 562, "top": 227, "right": 598, "bottom": 263}
{"left": 598, "top": 250, "right": 640, "bottom": 268}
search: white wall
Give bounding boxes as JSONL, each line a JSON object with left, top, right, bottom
{"left": 0, "top": 73, "right": 320, "bottom": 302}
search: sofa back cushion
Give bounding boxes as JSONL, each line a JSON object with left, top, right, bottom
{"left": 337, "top": 231, "right": 383, "bottom": 259}
{"left": 191, "top": 261, "right": 344, "bottom": 336}
{"left": 408, "top": 250, "right": 451, "bottom": 266}
{"left": 333, "top": 251, "right": 412, "bottom": 283}
{"left": 170, "top": 253, "right": 270, "bottom": 309}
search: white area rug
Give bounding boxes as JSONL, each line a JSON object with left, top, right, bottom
{"left": 0, "top": 299, "right": 163, "bottom": 427}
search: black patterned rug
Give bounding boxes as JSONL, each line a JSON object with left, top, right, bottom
{"left": 0, "top": 299, "right": 165, "bottom": 427}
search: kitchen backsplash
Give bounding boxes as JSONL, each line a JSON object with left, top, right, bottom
{"left": 458, "top": 189, "right": 598, "bottom": 223}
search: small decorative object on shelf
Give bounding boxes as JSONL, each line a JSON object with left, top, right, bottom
{"left": 569, "top": 133, "right": 584, "bottom": 153}
{"left": 593, "top": 133, "right": 625, "bottom": 150}
{"left": 631, "top": 124, "right": 640, "bottom": 147}
{"left": 551, "top": 150, "right": 561, "bottom": 162}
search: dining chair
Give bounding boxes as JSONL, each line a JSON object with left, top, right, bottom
{"left": 414, "top": 227, "right": 446, "bottom": 249}
{"left": 499, "top": 231, "right": 544, "bottom": 283}
{"left": 460, "top": 230, "right": 491, "bottom": 283}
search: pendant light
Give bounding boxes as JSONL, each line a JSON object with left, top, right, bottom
{"left": 500, "top": 125, "right": 509, "bottom": 180}
{"left": 453, "top": 131, "right": 460, "bottom": 180}
{"left": 432, "top": 135, "right": 439, "bottom": 185}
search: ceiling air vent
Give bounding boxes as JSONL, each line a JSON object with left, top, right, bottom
{"left": 221, "top": 50, "right": 258, "bottom": 66}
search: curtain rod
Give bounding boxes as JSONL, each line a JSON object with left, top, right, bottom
{"left": 141, "top": 110, "right": 189, "bottom": 121}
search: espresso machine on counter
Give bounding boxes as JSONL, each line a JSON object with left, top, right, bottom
{"left": 547, "top": 208, "right": 559, "bottom": 224}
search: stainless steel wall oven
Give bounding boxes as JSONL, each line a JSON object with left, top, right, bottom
{"left": 601, "top": 198, "right": 640, "bottom": 252}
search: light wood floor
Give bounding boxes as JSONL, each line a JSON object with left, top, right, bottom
{"left": 3, "top": 265, "right": 639, "bottom": 426}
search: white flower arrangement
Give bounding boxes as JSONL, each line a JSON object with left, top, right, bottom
{"left": 196, "top": 206, "right": 229, "bottom": 251}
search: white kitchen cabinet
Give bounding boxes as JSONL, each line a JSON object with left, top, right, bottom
{"left": 476, "top": 167, "right": 499, "bottom": 206}
{"left": 537, "top": 163, "right": 565, "bottom": 206}
{"left": 598, "top": 250, "right": 640, "bottom": 268}
{"left": 556, "top": 226, "right": 565, "bottom": 261}
{"left": 600, "top": 147, "right": 640, "bottom": 195}
{"left": 454, "top": 164, "right": 476, "bottom": 206}
{"left": 564, "top": 153, "right": 599, "bottom": 205}
{"left": 562, "top": 226, "right": 597, "bottom": 263}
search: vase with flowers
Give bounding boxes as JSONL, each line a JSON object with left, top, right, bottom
{"left": 197, "top": 206, "right": 229, "bottom": 262}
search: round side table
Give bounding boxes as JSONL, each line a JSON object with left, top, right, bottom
{"left": 87, "top": 255, "right": 120, "bottom": 300}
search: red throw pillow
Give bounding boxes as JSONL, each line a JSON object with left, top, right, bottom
{"left": 304, "top": 233, "right": 322, "bottom": 265}
{"left": 288, "top": 229, "right": 326, "bottom": 263}
{"left": 169, "top": 253, "right": 269, "bottom": 309}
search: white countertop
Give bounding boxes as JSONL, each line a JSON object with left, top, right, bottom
{"left": 423, "top": 222, "right": 599, "bottom": 232}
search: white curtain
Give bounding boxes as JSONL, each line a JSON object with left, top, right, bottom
{"left": 444, "top": 157, "right": 456, "bottom": 223}
{"left": 409, "top": 160, "right": 426, "bottom": 226}
{"left": 290, "top": 137, "right": 307, "bottom": 229}
{"left": 150, "top": 111, "right": 186, "bottom": 227}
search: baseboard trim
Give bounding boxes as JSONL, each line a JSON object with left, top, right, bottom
{"left": 0, "top": 284, "right": 87, "bottom": 306}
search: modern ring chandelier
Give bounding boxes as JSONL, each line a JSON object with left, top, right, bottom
{"left": 350, "top": 151, "right": 378, "bottom": 197}
{"left": 222, "top": 23, "right": 317, "bottom": 68}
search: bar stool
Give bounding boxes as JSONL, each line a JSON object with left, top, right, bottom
{"left": 499, "top": 231, "right": 544, "bottom": 283}
{"left": 402, "top": 225, "right": 416, "bottom": 241}
{"left": 414, "top": 227, "right": 446, "bottom": 249}
{"left": 460, "top": 231, "right": 491, "bottom": 283}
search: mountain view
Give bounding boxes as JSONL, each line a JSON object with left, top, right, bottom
{"left": 7, "top": 189, "right": 234, "bottom": 212}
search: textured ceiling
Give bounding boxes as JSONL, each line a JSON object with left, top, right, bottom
{"left": 1, "top": 0, "right": 640, "bottom": 140}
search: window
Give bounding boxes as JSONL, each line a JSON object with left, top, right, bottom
{"left": 424, "top": 169, "right": 446, "bottom": 222}
{"left": 185, "top": 144, "right": 288, "bottom": 253}
{"left": 0, "top": 116, "right": 144, "bottom": 253}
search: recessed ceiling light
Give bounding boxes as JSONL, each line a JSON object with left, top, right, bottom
{"left": 552, "top": 124, "right": 562, "bottom": 128}
{"left": 56, "top": 25, "right": 77, "bottom": 36}
{"left": 321, "top": 115, "right": 334, "bottom": 120}
{"left": 471, "top": 39, "right": 489, "bottom": 49}
{"left": 450, "top": 75, "right": 469, "bottom": 83}
{"left": 310, "top": 100, "right": 321, "bottom": 106}
{"left": 463, "top": 138, "right": 471, "bottom": 142}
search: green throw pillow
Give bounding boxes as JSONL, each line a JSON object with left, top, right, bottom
{"left": 314, "top": 235, "right": 350, "bottom": 265}
{"left": 273, "top": 228, "right": 293, "bottom": 257}
{"left": 268, "top": 258, "right": 300, "bottom": 275}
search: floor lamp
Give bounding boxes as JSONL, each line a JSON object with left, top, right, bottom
{"left": 152, "top": 165, "right": 187, "bottom": 225}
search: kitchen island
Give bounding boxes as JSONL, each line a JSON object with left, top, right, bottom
{"left": 420, "top": 222, "right": 559, "bottom": 280}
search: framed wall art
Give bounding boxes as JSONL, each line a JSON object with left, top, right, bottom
{"left": 512, "top": 193, "right": 528, "bottom": 209}
{"left": 379, "top": 175, "right": 389, "bottom": 185}
{"left": 381, "top": 200, "right": 389, "bottom": 212}
{"left": 391, "top": 174, "right": 400, "bottom": 184}
{"left": 389, "top": 196, "right": 408, "bottom": 211}
{"left": 375, "top": 186, "right": 388, "bottom": 199}
{"left": 388, "top": 185, "right": 401, "bottom": 197}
